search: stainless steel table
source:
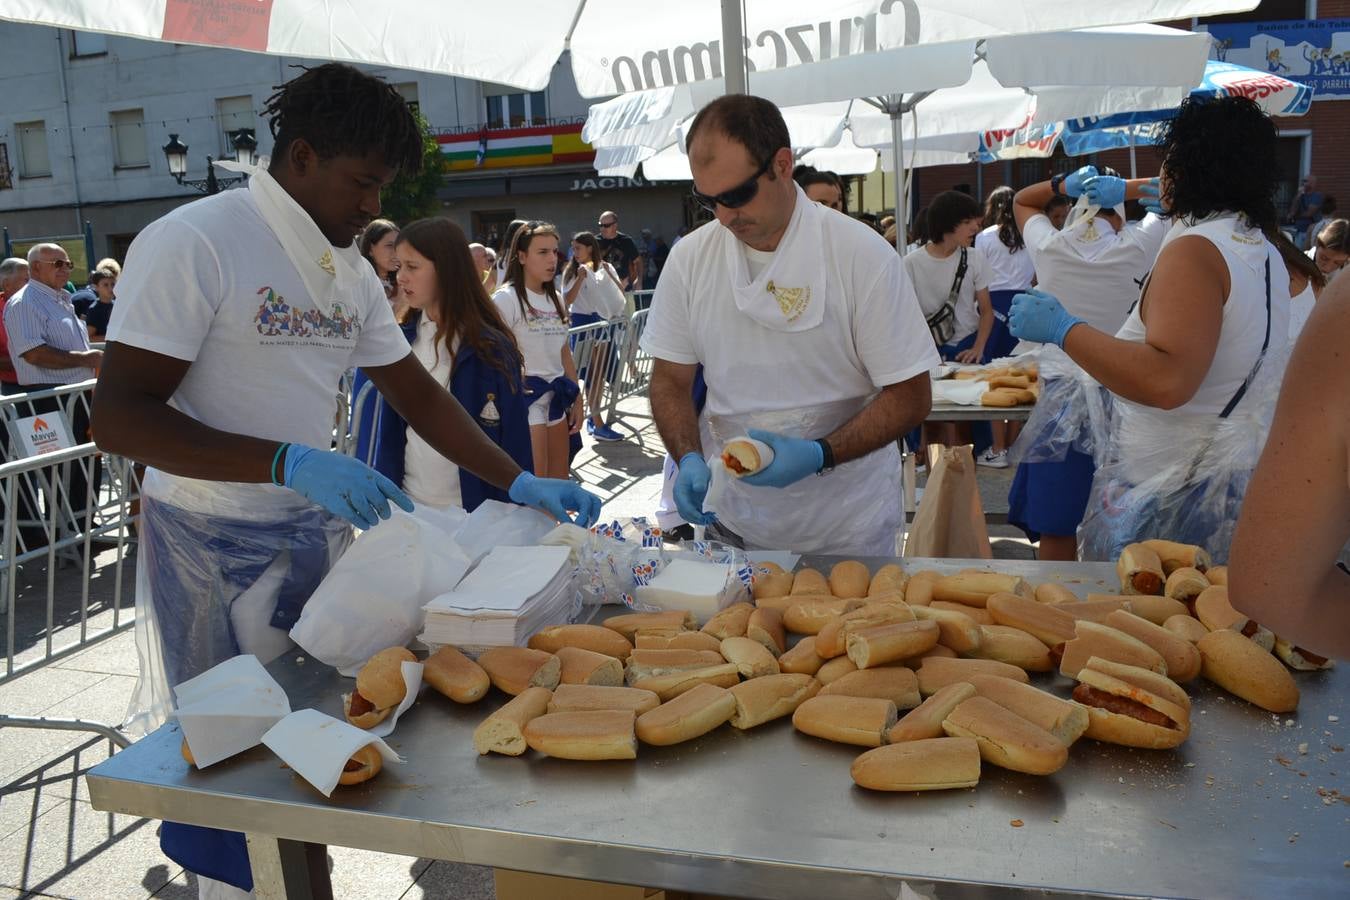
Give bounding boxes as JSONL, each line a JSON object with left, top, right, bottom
{"left": 88, "top": 559, "right": 1349, "bottom": 900}
{"left": 926, "top": 400, "right": 1033, "bottom": 423}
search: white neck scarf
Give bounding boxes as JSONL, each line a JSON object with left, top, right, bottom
{"left": 215, "top": 157, "right": 367, "bottom": 311}
{"left": 723, "top": 184, "right": 827, "bottom": 333}
{"left": 1061, "top": 195, "right": 1127, "bottom": 263}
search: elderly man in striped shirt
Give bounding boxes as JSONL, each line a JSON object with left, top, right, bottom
{"left": 3, "top": 243, "right": 104, "bottom": 523}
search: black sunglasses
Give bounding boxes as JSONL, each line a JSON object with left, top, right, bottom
{"left": 690, "top": 154, "right": 776, "bottom": 213}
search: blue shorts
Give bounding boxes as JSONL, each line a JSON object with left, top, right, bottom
{"left": 986, "top": 289, "right": 1021, "bottom": 361}
{"left": 1008, "top": 449, "right": 1096, "bottom": 541}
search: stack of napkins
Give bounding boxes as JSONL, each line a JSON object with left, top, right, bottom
{"left": 419, "top": 545, "right": 574, "bottom": 650}
{"left": 635, "top": 558, "right": 735, "bottom": 625}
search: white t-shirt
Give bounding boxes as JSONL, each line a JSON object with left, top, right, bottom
{"left": 904, "top": 243, "right": 991, "bottom": 344}
{"left": 564, "top": 263, "right": 627, "bottom": 319}
{"left": 1021, "top": 212, "right": 1168, "bottom": 336}
{"left": 641, "top": 205, "right": 938, "bottom": 419}
{"left": 109, "top": 189, "right": 410, "bottom": 451}
{"left": 974, "top": 225, "right": 1036, "bottom": 293}
{"left": 492, "top": 284, "right": 567, "bottom": 381}
{"left": 403, "top": 314, "right": 462, "bottom": 509}
{"left": 1286, "top": 279, "right": 1316, "bottom": 347}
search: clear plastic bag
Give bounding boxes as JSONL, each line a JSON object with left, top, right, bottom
{"left": 1078, "top": 345, "right": 1289, "bottom": 563}
{"left": 1007, "top": 346, "right": 1114, "bottom": 468}
{"left": 544, "top": 517, "right": 669, "bottom": 607}
{"left": 453, "top": 499, "right": 560, "bottom": 563}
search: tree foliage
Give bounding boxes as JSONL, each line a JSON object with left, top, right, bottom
{"left": 380, "top": 110, "right": 447, "bottom": 225}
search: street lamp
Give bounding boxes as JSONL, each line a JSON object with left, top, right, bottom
{"left": 162, "top": 128, "right": 256, "bottom": 194}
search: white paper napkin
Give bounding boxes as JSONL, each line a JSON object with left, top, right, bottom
{"left": 173, "top": 655, "right": 291, "bottom": 769}
{"left": 262, "top": 709, "right": 403, "bottom": 797}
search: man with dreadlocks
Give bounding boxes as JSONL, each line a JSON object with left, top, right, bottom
{"left": 96, "top": 63, "right": 601, "bottom": 898}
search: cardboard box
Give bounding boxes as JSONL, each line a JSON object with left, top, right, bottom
{"left": 494, "top": 869, "right": 667, "bottom": 900}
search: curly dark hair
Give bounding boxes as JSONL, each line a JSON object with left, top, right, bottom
{"left": 1157, "top": 96, "right": 1278, "bottom": 233}
{"left": 263, "top": 63, "right": 424, "bottom": 175}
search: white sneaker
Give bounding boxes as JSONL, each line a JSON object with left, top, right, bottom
{"left": 977, "top": 449, "right": 1009, "bottom": 469}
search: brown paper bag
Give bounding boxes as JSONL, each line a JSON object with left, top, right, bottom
{"left": 903, "top": 444, "right": 993, "bottom": 559}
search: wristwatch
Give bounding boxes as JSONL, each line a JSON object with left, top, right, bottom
{"left": 1050, "top": 173, "right": 1066, "bottom": 197}
{"left": 815, "top": 438, "right": 836, "bottom": 474}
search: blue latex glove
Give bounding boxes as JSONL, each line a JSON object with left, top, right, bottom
{"left": 740, "top": 429, "right": 825, "bottom": 489}
{"left": 283, "top": 444, "right": 414, "bottom": 529}
{"left": 1083, "top": 175, "right": 1126, "bottom": 210}
{"left": 1007, "top": 288, "right": 1085, "bottom": 348}
{"left": 509, "top": 472, "right": 602, "bottom": 527}
{"left": 674, "top": 453, "right": 715, "bottom": 526}
{"left": 1139, "top": 177, "right": 1168, "bottom": 216}
{"left": 1063, "top": 165, "right": 1098, "bottom": 198}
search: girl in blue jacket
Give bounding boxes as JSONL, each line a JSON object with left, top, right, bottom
{"left": 353, "top": 217, "right": 533, "bottom": 510}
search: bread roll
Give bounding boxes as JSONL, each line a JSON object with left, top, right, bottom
{"left": 547, "top": 683, "right": 661, "bottom": 715}
{"left": 964, "top": 674, "right": 1088, "bottom": 747}
{"left": 911, "top": 605, "right": 982, "bottom": 653}
{"left": 828, "top": 560, "right": 872, "bottom": 599}
{"left": 929, "top": 600, "right": 993, "bottom": 625}
{"left": 727, "top": 673, "right": 820, "bottom": 729}
{"left": 783, "top": 597, "right": 863, "bottom": 635}
{"left": 941, "top": 696, "right": 1069, "bottom": 775}
{"left": 932, "top": 573, "right": 1028, "bottom": 608}
{"left": 868, "top": 563, "right": 907, "bottom": 598}
{"left": 1117, "top": 543, "right": 1165, "bottom": 595}
{"left": 554, "top": 646, "right": 625, "bottom": 686}
{"left": 900, "top": 644, "right": 957, "bottom": 668}
{"left": 751, "top": 565, "right": 795, "bottom": 601}
{"left": 1034, "top": 583, "right": 1079, "bottom": 605}
{"left": 903, "top": 571, "right": 941, "bottom": 606}
{"left": 792, "top": 695, "right": 897, "bottom": 747}
{"left": 631, "top": 663, "right": 740, "bottom": 701}
{"left": 1124, "top": 594, "right": 1190, "bottom": 627}
{"left": 528, "top": 624, "right": 634, "bottom": 660}
{"left": 701, "top": 602, "right": 754, "bottom": 639}
{"left": 634, "top": 629, "right": 724, "bottom": 653}
{"left": 355, "top": 647, "right": 416, "bottom": 711}
{"left": 1058, "top": 596, "right": 1131, "bottom": 623}
{"left": 968, "top": 625, "right": 1054, "bottom": 672}
{"left": 746, "top": 607, "right": 786, "bottom": 656}
{"left": 635, "top": 683, "right": 737, "bottom": 746}
{"left": 603, "top": 610, "right": 695, "bottom": 638}
{"left": 1074, "top": 657, "right": 1190, "bottom": 749}
{"left": 1197, "top": 629, "right": 1299, "bottom": 712}
{"left": 791, "top": 568, "right": 829, "bottom": 595}
{"left": 1163, "top": 567, "right": 1210, "bottom": 607}
{"left": 473, "top": 686, "right": 552, "bottom": 756}
{"left": 1140, "top": 539, "right": 1211, "bottom": 575}
{"left": 851, "top": 737, "right": 981, "bottom": 791}
{"left": 815, "top": 654, "right": 859, "bottom": 684}
{"left": 719, "top": 636, "right": 780, "bottom": 678}
{"left": 1105, "top": 610, "right": 1202, "bottom": 682}
{"left": 626, "top": 649, "right": 727, "bottom": 684}
{"left": 181, "top": 738, "right": 196, "bottom": 767}
{"left": 337, "top": 745, "right": 384, "bottom": 786}
{"left": 1273, "top": 637, "right": 1334, "bottom": 672}
{"left": 888, "top": 682, "right": 977, "bottom": 742}
{"left": 916, "top": 657, "right": 1028, "bottom": 696}
{"left": 1163, "top": 614, "right": 1210, "bottom": 644}
{"left": 721, "top": 439, "right": 766, "bottom": 476}
{"left": 819, "top": 667, "right": 920, "bottom": 710}
{"left": 1205, "top": 565, "right": 1228, "bottom": 586}
{"left": 987, "top": 591, "right": 1077, "bottom": 647}
{"left": 423, "top": 646, "right": 490, "bottom": 704}
{"left": 981, "top": 389, "right": 1020, "bottom": 407}
{"left": 478, "top": 647, "right": 561, "bottom": 696}
{"left": 1058, "top": 620, "right": 1167, "bottom": 679}
{"left": 816, "top": 602, "right": 917, "bottom": 658}
{"left": 778, "top": 635, "right": 827, "bottom": 676}
{"left": 523, "top": 710, "right": 638, "bottom": 760}
{"left": 344, "top": 691, "right": 393, "bottom": 729}
{"left": 988, "top": 374, "right": 1031, "bottom": 390}
{"left": 846, "top": 620, "right": 940, "bottom": 669}
{"left": 1192, "top": 587, "right": 1276, "bottom": 651}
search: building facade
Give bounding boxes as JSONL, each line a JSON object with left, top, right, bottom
{"left": 0, "top": 22, "right": 689, "bottom": 268}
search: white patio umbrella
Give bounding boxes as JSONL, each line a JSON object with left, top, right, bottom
{"left": 1, "top": 1, "right": 1258, "bottom": 96}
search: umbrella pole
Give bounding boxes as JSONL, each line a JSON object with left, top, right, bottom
{"left": 891, "top": 105, "right": 907, "bottom": 254}
{"left": 721, "top": 0, "right": 747, "bottom": 94}
{"left": 1128, "top": 131, "right": 1137, "bottom": 179}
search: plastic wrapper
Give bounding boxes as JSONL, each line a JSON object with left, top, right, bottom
{"left": 1007, "top": 345, "right": 1114, "bottom": 469}
{"left": 544, "top": 517, "right": 668, "bottom": 607}
{"left": 631, "top": 540, "right": 753, "bottom": 622}
{"left": 126, "top": 472, "right": 352, "bottom": 737}
{"left": 452, "top": 499, "right": 560, "bottom": 563}
{"left": 1078, "top": 345, "right": 1289, "bottom": 564}
{"left": 291, "top": 506, "right": 471, "bottom": 675}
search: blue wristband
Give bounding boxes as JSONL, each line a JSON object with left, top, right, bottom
{"left": 271, "top": 443, "right": 290, "bottom": 486}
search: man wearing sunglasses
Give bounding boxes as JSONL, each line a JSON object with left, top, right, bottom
{"left": 642, "top": 95, "right": 937, "bottom": 556}
{"left": 596, "top": 211, "right": 643, "bottom": 293}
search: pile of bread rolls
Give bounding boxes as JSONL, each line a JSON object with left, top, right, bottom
{"left": 949, "top": 363, "right": 1039, "bottom": 408}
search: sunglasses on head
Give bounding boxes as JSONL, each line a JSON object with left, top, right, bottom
{"left": 690, "top": 154, "right": 776, "bottom": 213}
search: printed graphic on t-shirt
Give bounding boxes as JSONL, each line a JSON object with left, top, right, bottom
{"left": 252, "top": 286, "right": 358, "bottom": 348}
